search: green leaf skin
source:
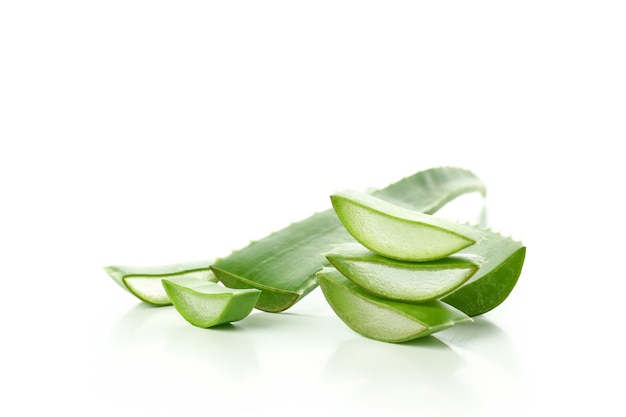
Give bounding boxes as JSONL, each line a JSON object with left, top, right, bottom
{"left": 212, "top": 167, "right": 486, "bottom": 312}
{"left": 104, "top": 260, "right": 216, "bottom": 306}
{"left": 442, "top": 228, "right": 526, "bottom": 316}
{"left": 325, "top": 243, "right": 482, "bottom": 303}
{"left": 331, "top": 190, "right": 484, "bottom": 261}
{"left": 317, "top": 268, "right": 471, "bottom": 343}
{"left": 211, "top": 209, "right": 343, "bottom": 312}
{"left": 162, "top": 277, "right": 261, "bottom": 328}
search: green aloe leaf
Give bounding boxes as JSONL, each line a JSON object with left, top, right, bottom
{"left": 212, "top": 167, "right": 486, "bottom": 312}
{"left": 325, "top": 243, "right": 482, "bottom": 303}
{"left": 104, "top": 260, "right": 216, "bottom": 306}
{"left": 317, "top": 267, "right": 471, "bottom": 343}
{"left": 162, "top": 277, "right": 261, "bottom": 328}
{"left": 331, "top": 190, "right": 484, "bottom": 261}
{"left": 442, "top": 228, "right": 526, "bottom": 316}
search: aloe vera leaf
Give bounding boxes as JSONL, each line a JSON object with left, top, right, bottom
{"left": 325, "top": 243, "right": 482, "bottom": 303}
{"left": 331, "top": 190, "right": 484, "bottom": 261}
{"left": 442, "top": 228, "right": 526, "bottom": 316}
{"left": 162, "top": 277, "right": 261, "bottom": 328}
{"left": 372, "top": 166, "right": 487, "bottom": 213}
{"left": 317, "top": 267, "right": 471, "bottom": 343}
{"left": 104, "top": 260, "right": 216, "bottom": 306}
{"left": 212, "top": 167, "right": 486, "bottom": 312}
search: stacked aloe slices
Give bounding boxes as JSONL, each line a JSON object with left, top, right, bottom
{"left": 103, "top": 167, "right": 525, "bottom": 334}
{"left": 317, "top": 190, "right": 525, "bottom": 342}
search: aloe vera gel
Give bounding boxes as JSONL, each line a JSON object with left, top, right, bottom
{"left": 104, "top": 260, "right": 216, "bottom": 306}
{"left": 162, "top": 277, "right": 261, "bottom": 328}
{"left": 325, "top": 243, "right": 481, "bottom": 303}
{"left": 331, "top": 190, "right": 483, "bottom": 261}
{"left": 317, "top": 268, "right": 470, "bottom": 343}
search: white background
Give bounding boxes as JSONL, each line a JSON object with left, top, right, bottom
{"left": 1, "top": 1, "right": 625, "bottom": 416}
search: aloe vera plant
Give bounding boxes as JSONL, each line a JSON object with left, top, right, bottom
{"left": 317, "top": 267, "right": 471, "bottom": 343}
{"left": 104, "top": 260, "right": 216, "bottom": 306}
{"left": 212, "top": 167, "right": 487, "bottom": 312}
{"left": 162, "top": 277, "right": 261, "bottom": 328}
{"left": 331, "top": 190, "right": 484, "bottom": 261}
{"left": 105, "top": 166, "right": 525, "bottom": 343}
{"left": 325, "top": 243, "right": 481, "bottom": 303}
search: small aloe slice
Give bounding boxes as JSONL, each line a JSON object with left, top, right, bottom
{"left": 104, "top": 260, "right": 216, "bottom": 306}
{"left": 442, "top": 228, "right": 526, "bottom": 316}
{"left": 331, "top": 190, "right": 484, "bottom": 261}
{"left": 212, "top": 167, "right": 486, "bottom": 312}
{"left": 325, "top": 243, "right": 481, "bottom": 303}
{"left": 162, "top": 277, "right": 261, "bottom": 328}
{"left": 317, "top": 267, "right": 471, "bottom": 343}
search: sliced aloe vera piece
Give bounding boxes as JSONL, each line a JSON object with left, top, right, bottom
{"left": 162, "top": 277, "right": 261, "bottom": 328}
{"left": 317, "top": 267, "right": 471, "bottom": 343}
{"left": 325, "top": 243, "right": 482, "bottom": 303}
{"left": 331, "top": 190, "right": 484, "bottom": 261}
{"left": 104, "top": 260, "right": 216, "bottom": 306}
{"left": 442, "top": 228, "right": 526, "bottom": 316}
{"left": 212, "top": 167, "right": 486, "bottom": 312}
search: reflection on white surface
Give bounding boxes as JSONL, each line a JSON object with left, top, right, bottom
{"left": 111, "top": 303, "right": 261, "bottom": 377}
{"left": 321, "top": 336, "right": 479, "bottom": 415}
{"left": 106, "top": 295, "right": 523, "bottom": 416}
{"left": 320, "top": 318, "right": 522, "bottom": 416}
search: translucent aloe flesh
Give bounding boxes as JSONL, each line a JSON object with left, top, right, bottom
{"left": 325, "top": 243, "right": 481, "bottom": 303}
{"left": 331, "top": 190, "right": 483, "bottom": 261}
{"left": 104, "top": 260, "right": 216, "bottom": 306}
{"left": 317, "top": 268, "right": 471, "bottom": 343}
{"left": 211, "top": 167, "right": 486, "bottom": 312}
{"left": 162, "top": 277, "right": 261, "bottom": 328}
{"left": 442, "top": 228, "right": 526, "bottom": 316}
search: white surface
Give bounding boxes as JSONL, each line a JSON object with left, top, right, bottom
{"left": 1, "top": 1, "right": 625, "bottom": 416}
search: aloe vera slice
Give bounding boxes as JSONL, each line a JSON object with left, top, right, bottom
{"left": 212, "top": 167, "right": 486, "bottom": 312}
{"left": 331, "top": 190, "right": 484, "bottom": 261}
{"left": 317, "top": 267, "right": 471, "bottom": 343}
{"left": 442, "top": 228, "right": 526, "bottom": 316}
{"left": 104, "top": 260, "right": 216, "bottom": 306}
{"left": 325, "top": 243, "right": 481, "bottom": 303}
{"left": 162, "top": 277, "right": 261, "bottom": 328}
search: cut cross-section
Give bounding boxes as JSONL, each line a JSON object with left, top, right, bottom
{"left": 325, "top": 243, "right": 481, "bottom": 303}
{"left": 162, "top": 277, "right": 261, "bottom": 328}
{"left": 317, "top": 267, "right": 471, "bottom": 343}
{"left": 331, "top": 190, "right": 483, "bottom": 261}
{"left": 104, "top": 260, "right": 216, "bottom": 306}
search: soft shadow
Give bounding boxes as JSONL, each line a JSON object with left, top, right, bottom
{"left": 200, "top": 323, "right": 237, "bottom": 331}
